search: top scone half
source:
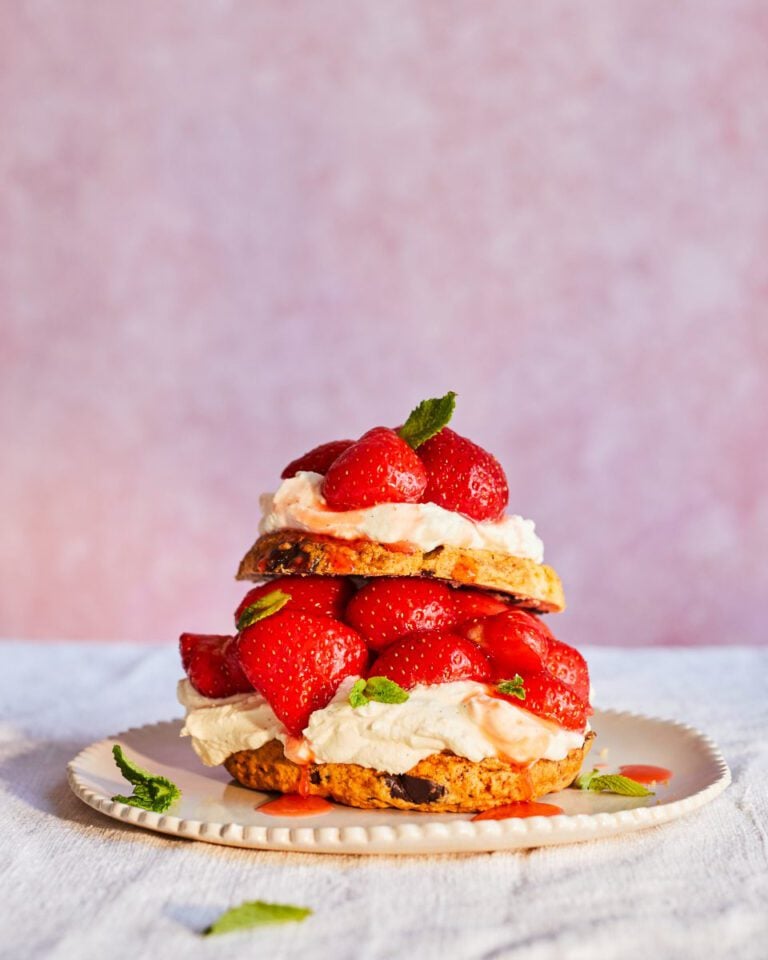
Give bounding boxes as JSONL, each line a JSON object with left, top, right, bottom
{"left": 236, "top": 392, "right": 565, "bottom": 613}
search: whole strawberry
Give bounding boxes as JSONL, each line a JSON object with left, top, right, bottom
{"left": 237, "top": 601, "right": 368, "bottom": 735}
{"left": 371, "top": 631, "right": 491, "bottom": 689}
{"left": 179, "top": 634, "right": 253, "bottom": 699}
{"left": 281, "top": 439, "right": 354, "bottom": 479}
{"left": 234, "top": 575, "right": 354, "bottom": 629}
{"left": 464, "top": 609, "right": 590, "bottom": 701}
{"left": 322, "top": 427, "right": 427, "bottom": 510}
{"left": 460, "top": 609, "right": 551, "bottom": 679}
{"left": 418, "top": 427, "right": 509, "bottom": 521}
{"left": 344, "top": 577, "right": 457, "bottom": 652}
{"left": 452, "top": 588, "right": 511, "bottom": 623}
{"left": 542, "top": 637, "right": 590, "bottom": 702}
{"left": 458, "top": 610, "right": 548, "bottom": 680}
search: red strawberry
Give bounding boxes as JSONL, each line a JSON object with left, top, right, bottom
{"left": 467, "top": 610, "right": 591, "bottom": 701}
{"left": 452, "top": 588, "right": 511, "bottom": 623}
{"left": 417, "top": 427, "right": 509, "bottom": 521}
{"left": 542, "top": 638, "right": 590, "bottom": 702}
{"left": 237, "top": 610, "right": 367, "bottom": 735}
{"left": 234, "top": 575, "right": 354, "bottom": 628}
{"left": 344, "top": 577, "right": 457, "bottom": 652}
{"left": 179, "top": 633, "right": 253, "bottom": 699}
{"left": 322, "top": 427, "right": 427, "bottom": 510}
{"left": 371, "top": 631, "right": 491, "bottom": 689}
{"left": 281, "top": 439, "right": 354, "bottom": 479}
{"left": 460, "top": 609, "right": 550, "bottom": 678}
{"left": 497, "top": 670, "right": 588, "bottom": 730}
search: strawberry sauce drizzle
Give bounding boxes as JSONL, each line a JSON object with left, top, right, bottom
{"left": 472, "top": 801, "right": 563, "bottom": 821}
{"left": 258, "top": 794, "right": 333, "bottom": 817}
{"left": 297, "top": 765, "right": 312, "bottom": 798}
{"left": 619, "top": 764, "right": 673, "bottom": 785}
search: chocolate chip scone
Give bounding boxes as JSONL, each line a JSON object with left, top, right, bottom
{"left": 224, "top": 733, "right": 594, "bottom": 813}
{"left": 236, "top": 530, "right": 565, "bottom": 613}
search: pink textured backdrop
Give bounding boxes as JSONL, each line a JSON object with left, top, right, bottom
{"left": 2, "top": 3, "right": 767, "bottom": 646}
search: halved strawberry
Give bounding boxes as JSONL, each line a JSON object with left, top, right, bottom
{"left": 344, "top": 577, "right": 457, "bottom": 652}
{"left": 234, "top": 576, "right": 354, "bottom": 629}
{"left": 237, "top": 609, "right": 367, "bottom": 735}
{"left": 371, "top": 631, "right": 491, "bottom": 689}
{"left": 179, "top": 633, "right": 253, "bottom": 699}
{"left": 322, "top": 427, "right": 427, "bottom": 510}
{"left": 281, "top": 439, "right": 354, "bottom": 479}
{"left": 452, "top": 588, "right": 511, "bottom": 623}
{"left": 460, "top": 609, "right": 550, "bottom": 679}
{"left": 417, "top": 427, "right": 509, "bottom": 521}
{"left": 497, "top": 670, "right": 588, "bottom": 731}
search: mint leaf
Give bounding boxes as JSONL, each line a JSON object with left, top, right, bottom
{"left": 348, "top": 678, "right": 369, "bottom": 708}
{"left": 348, "top": 676, "right": 410, "bottom": 708}
{"left": 497, "top": 675, "right": 526, "bottom": 701}
{"left": 574, "top": 768, "right": 654, "bottom": 797}
{"left": 364, "top": 676, "right": 409, "bottom": 703}
{"left": 111, "top": 745, "right": 181, "bottom": 812}
{"left": 398, "top": 391, "right": 457, "bottom": 449}
{"left": 574, "top": 769, "right": 597, "bottom": 790}
{"left": 204, "top": 900, "right": 312, "bottom": 936}
{"left": 236, "top": 589, "right": 291, "bottom": 631}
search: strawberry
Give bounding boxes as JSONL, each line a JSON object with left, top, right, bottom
{"left": 321, "top": 427, "right": 427, "bottom": 510}
{"left": 234, "top": 575, "right": 354, "bottom": 629}
{"left": 462, "top": 609, "right": 590, "bottom": 698}
{"left": 179, "top": 633, "right": 253, "bottom": 699}
{"left": 497, "top": 670, "right": 588, "bottom": 730}
{"left": 417, "top": 427, "right": 509, "bottom": 521}
{"left": 371, "top": 631, "right": 491, "bottom": 689}
{"left": 460, "top": 610, "right": 550, "bottom": 678}
{"left": 237, "top": 609, "right": 368, "bottom": 735}
{"left": 281, "top": 439, "right": 354, "bottom": 479}
{"left": 452, "top": 588, "right": 511, "bottom": 623}
{"left": 542, "top": 637, "right": 590, "bottom": 702}
{"left": 344, "top": 577, "right": 457, "bottom": 652}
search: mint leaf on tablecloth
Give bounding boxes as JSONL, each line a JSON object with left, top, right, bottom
{"left": 398, "top": 391, "right": 457, "bottom": 449}
{"left": 204, "top": 900, "right": 312, "bottom": 935}
{"left": 111, "top": 745, "right": 181, "bottom": 812}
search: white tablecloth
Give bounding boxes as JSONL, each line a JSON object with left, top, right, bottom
{"left": 1, "top": 641, "right": 766, "bottom": 960}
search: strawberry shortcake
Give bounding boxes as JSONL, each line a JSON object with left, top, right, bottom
{"left": 178, "top": 393, "right": 594, "bottom": 812}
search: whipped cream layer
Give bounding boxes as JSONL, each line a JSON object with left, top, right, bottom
{"left": 178, "top": 677, "right": 585, "bottom": 774}
{"left": 259, "top": 472, "right": 545, "bottom": 561}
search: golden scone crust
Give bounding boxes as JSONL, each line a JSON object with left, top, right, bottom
{"left": 224, "top": 733, "right": 594, "bottom": 813}
{"left": 236, "top": 530, "right": 565, "bottom": 613}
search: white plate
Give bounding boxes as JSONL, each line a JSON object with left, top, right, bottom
{"left": 67, "top": 710, "right": 730, "bottom": 855}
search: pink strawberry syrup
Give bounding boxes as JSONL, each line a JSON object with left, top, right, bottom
{"left": 472, "top": 801, "right": 563, "bottom": 821}
{"left": 619, "top": 764, "right": 673, "bottom": 785}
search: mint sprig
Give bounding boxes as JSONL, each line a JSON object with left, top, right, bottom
{"left": 204, "top": 900, "right": 312, "bottom": 936}
{"left": 398, "top": 391, "right": 457, "bottom": 449}
{"left": 111, "top": 745, "right": 181, "bottom": 812}
{"left": 349, "top": 676, "right": 410, "bottom": 708}
{"left": 236, "top": 589, "right": 291, "bottom": 631}
{"left": 574, "top": 768, "right": 654, "bottom": 797}
{"left": 497, "top": 675, "right": 526, "bottom": 701}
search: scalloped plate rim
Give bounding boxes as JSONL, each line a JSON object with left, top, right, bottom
{"left": 66, "top": 708, "right": 731, "bottom": 854}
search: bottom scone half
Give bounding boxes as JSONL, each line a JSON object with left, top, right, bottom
{"left": 225, "top": 734, "right": 595, "bottom": 814}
